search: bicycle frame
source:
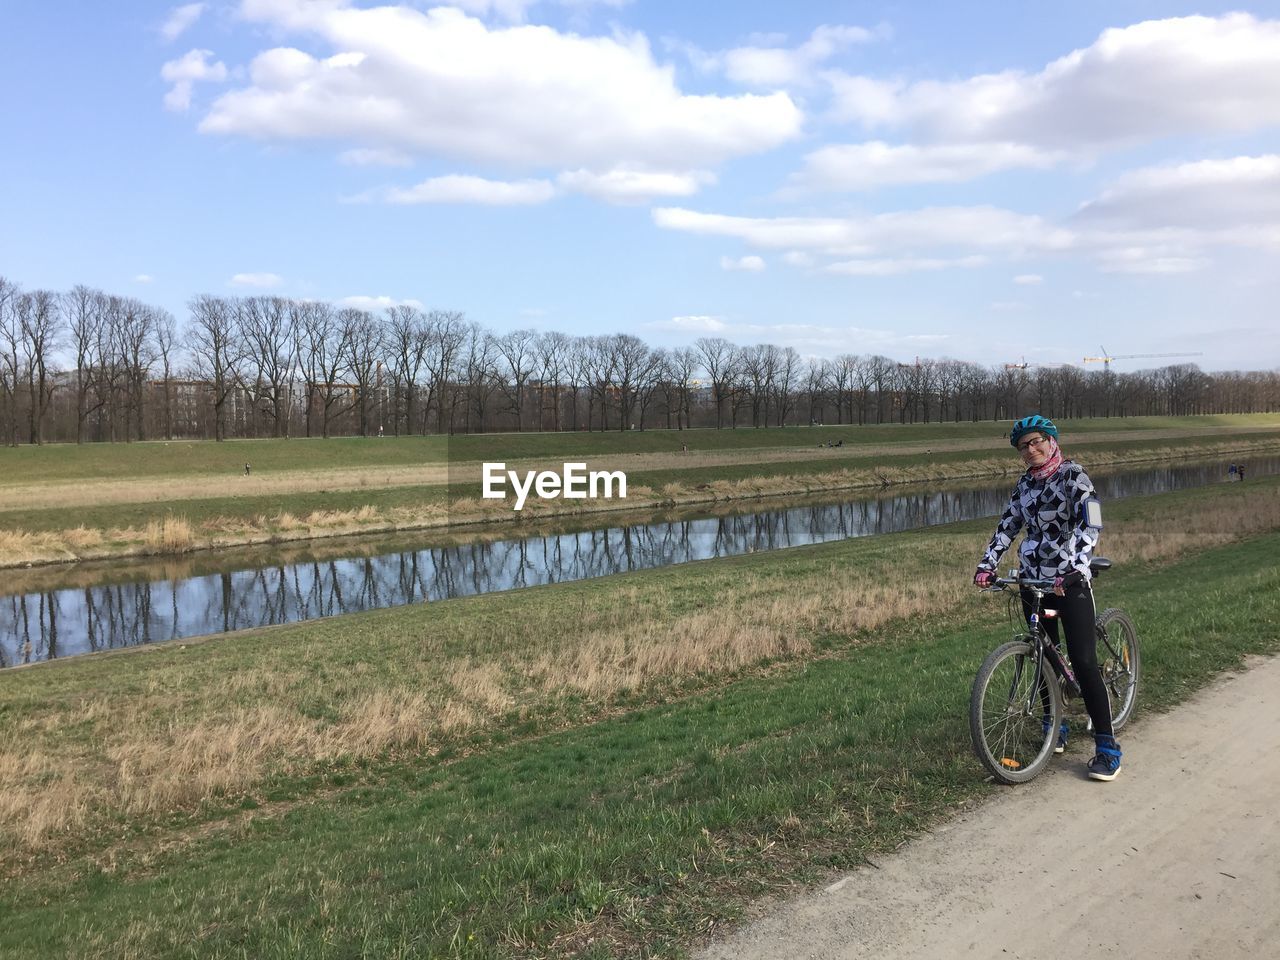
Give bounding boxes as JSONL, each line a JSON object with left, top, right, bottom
{"left": 991, "top": 577, "right": 1080, "bottom": 710}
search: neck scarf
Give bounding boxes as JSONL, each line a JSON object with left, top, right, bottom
{"left": 1029, "top": 436, "right": 1064, "bottom": 481}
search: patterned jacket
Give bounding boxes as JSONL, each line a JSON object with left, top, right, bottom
{"left": 977, "top": 460, "right": 1101, "bottom": 582}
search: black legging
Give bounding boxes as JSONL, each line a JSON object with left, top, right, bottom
{"left": 1021, "top": 584, "right": 1114, "bottom": 738}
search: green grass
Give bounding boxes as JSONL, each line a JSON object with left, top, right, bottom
{"left": 2, "top": 534, "right": 1276, "bottom": 959}
{"left": 3, "top": 478, "right": 1279, "bottom": 958}
{"left": 2, "top": 414, "right": 1278, "bottom": 484}
{"left": 4, "top": 426, "right": 1278, "bottom": 538}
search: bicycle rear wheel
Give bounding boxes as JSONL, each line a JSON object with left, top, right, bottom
{"left": 970, "top": 640, "right": 1062, "bottom": 784}
{"left": 1096, "top": 608, "right": 1140, "bottom": 731}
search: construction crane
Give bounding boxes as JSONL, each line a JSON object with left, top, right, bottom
{"left": 1005, "top": 357, "right": 1068, "bottom": 370}
{"left": 1081, "top": 347, "right": 1203, "bottom": 372}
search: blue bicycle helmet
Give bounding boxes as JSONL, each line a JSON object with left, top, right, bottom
{"left": 1009, "top": 414, "right": 1058, "bottom": 447}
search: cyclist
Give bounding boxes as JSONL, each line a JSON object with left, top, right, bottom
{"left": 972, "top": 415, "right": 1122, "bottom": 781}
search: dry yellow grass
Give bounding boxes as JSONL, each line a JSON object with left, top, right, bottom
{"left": 143, "top": 516, "right": 194, "bottom": 552}
{"left": 2, "top": 482, "right": 1279, "bottom": 856}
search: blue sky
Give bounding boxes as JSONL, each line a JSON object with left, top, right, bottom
{"left": 3, "top": 1, "right": 1280, "bottom": 371}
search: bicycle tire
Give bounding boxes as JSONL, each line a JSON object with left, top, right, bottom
{"left": 1096, "top": 607, "right": 1140, "bottom": 731}
{"left": 970, "top": 639, "right": 1062, "bottom": 784}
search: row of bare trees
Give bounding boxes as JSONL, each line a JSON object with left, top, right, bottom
{"left": 2, "top": 276, "right": 1278, "bottom": 444}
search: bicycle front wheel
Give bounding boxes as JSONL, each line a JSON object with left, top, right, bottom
{"left": 1096, "top": 608, "right": 1140, "bottom": 731}
{"left": 970, "top": 640, "right": 1062, "bottom": 784}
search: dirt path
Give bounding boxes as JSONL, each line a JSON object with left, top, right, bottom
{"left": 4, "top": 426, "right": 1278, "bottom": 513}
{"left": 699, "top": 655, "right": 1280, "bottom": 960}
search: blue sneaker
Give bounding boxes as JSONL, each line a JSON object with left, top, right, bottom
{"left": 1087, "top": 736, "right": 1122, "bottom": 781}
{"left": 1042, "top": 720, "right": 1070, "bottom": 754}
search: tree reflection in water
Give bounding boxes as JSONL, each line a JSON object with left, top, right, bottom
{"left": 2, "top": 455, "right": 1274, "bottom": 666}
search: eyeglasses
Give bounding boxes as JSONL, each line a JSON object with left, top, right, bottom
{"left": 1017, "top": 436, "right": 1051, "bottom": 452}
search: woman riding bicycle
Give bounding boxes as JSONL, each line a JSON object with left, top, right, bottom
{"left": 973, "top": 415, "right": 1122, "bottom": 781}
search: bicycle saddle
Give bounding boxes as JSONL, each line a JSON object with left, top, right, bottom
{"left": 1089, "top": 557, "right": 1112, "bottom": 575}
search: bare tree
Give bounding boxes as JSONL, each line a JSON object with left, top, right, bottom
{"left": 187, "top": 294, "right": 244, "bottom": 441}
{"left": 384, "top": 305, "right": 428, "bottom": 436}
{"left": 565, "top": 336, "right": 593, "bottom": 432}
{"left": 459, "top": 322, "right": 499, "bottom": 433}
{"left": 771, "top": 346, "right": 801, "bottom": 426}
{"left": 0, "top": 277, "right": 20, "bottom": 446}
{"left": 607, "top": 333, "right": 657, "bottom": 431}
{"left": 584, "top": 335, "right": 617, "bottom": 431}
{"left": 153, "top": 308, "right": 180, "bottom": 439}
{"left": 666, "top": 347, "right": 699, "bottom": 429}
{"left": 866, "top": 355, "right": 897, "bottom": 423}
{"left": 239, "top": 296, "right": 296, "bottom": 438}
{"left": 424, "top": 310, "right": 468, "bottom": 434}
{"left": 695, "top": 337, "right": 736, "bottom": 429}
{"left": 829, "top": 354, "right": 856, "bottom": 424}
{"left": 496, "top": 328, "right": 538, "bottom": 431}
{"left": 114, "top": 297, "right": 157, "bottom": 441}
{"left": 738, "top": 343, "right": 772, "bottom": 427}
{"left": 296, "top": 301, "right": 350, "bottom": 438}
{"left": 534, "top": 330, "right": 570, "bottom": 431}
{"left": 63, "top": 286, "right": 108, "bottom": 443}
{"left": 801, "top": 357, "right": 829, "bottom": 425}
{"left": 339, "top": 308, "right": 384, "bottom": 436}
{"left": 17, "top": 289, "right": 61, "bottom": 444}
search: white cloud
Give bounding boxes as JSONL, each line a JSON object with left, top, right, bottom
{"left": 339, "top": 147, "right": 412, "bottom": 167}
{"left": 337, "top": 294, "right": 425, "bottom": 311}
{"left": 134, "top": 274, "right": 155, "bottom": 283}
{"left": 645, "top": 315, "right": 728, "bottom": 333}
{"left": 1096, "top": 249, "right": 1208, "bottom": 274}
{"left": 653, "top": 205, "right": 1072, "bottom": 257}
{"left": 782, "top": 251, "right": 815, "bottom": 268}
{"left": 824, "top": 255, "right": 988, "bottom": 276}
{"left": 557, "top": 167, "right": 714, "bottom": 203}
{"left": 385, "top": 174, "right": 555, "bottom": 205}
{"left": 789, "top": 141, "right": 1065, "bottom": 192}
{"left": 161, "top": 48, "right": 227, "bottom": 111}
{"left": 719, "top": 255, "right": 766, "bottom": 272}
{"left": 1077, "top": 155, "right": 1280, "bottom": 230}
{"left": 229, "top": 272, "right": 283, "bottom": 287}
{"left": 200, "top": 3, "right": 802, "bottom": 175}
{"left": 450, "top": 0, "right": 631, "bottom": 24}
{"left": 1013, "top": 274, "right": 1042, "bottom": 285}
{"left": 161, "top": 3, "right": 205, "bottom": 42}
{"left": 828, "top": 14, "right": 1280, "bottom": 150}
{"left": 1070, "top": 155, "right": 1280, "bottom": 273}
{"left": 724, "top": 24, "right": 878, "bottom": 88}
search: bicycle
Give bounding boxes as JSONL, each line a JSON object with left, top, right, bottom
{"left": 969, "top": 557, "right": 1140, "bottom": 784}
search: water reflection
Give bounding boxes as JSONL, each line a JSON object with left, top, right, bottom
{"left": 3, "top": 455, "right": 1276, "bottom": 666}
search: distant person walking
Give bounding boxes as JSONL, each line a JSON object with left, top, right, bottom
{"left": 1228, "top": 463, "right": 1237, "bottom": 481}
{"left": 1238, "top": 464, "right": 1246, "bottom": 482}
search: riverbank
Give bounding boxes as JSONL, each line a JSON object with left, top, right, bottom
{"left": 2, "top": 477, "right": 1278, "bottom": 957}
{"left": 3, "top": 423, "right": 1279, "bottom": 568}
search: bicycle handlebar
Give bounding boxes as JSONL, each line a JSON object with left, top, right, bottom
{"left": 984, "top": 575, "right": 1058, "bottom": 592}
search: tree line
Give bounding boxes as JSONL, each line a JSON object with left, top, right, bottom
{"left": 1, "top": 276, "right": 1277, "bottom": 444}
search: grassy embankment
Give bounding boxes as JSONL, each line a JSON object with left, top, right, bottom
{"left": 1, "top": 475, "right": 1278, "bottom": 958}
{"left": 2, "top": 414, "right": 1280, "bottom": 567}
